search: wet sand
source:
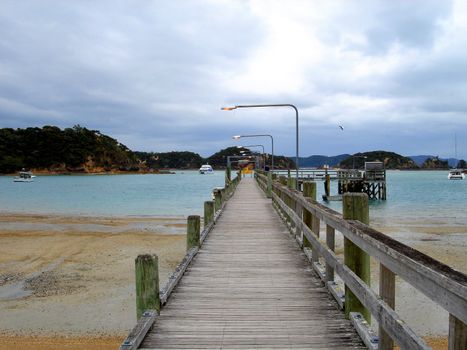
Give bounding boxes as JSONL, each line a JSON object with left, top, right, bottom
{"left": 0, "top": 214, "right": 186, "bottom": 349}
{"left": 0, "top": 214, "right": 464, "bottom": 349}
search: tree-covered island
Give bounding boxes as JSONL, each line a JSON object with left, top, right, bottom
{"left": 0, "top": 126, "right": 463, "bottom": 174}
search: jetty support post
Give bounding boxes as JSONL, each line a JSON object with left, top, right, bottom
{"left": 302, "top": 182, "right": 316, "bottom": 249}
{"left": 266, "top": 171, "right": 272, "bottom": 198}
{"left": 213, "top": 189, "right": 222, "bottom": 211}
{"left": 225, "top": 166, "right": 231, "bottom": 187}
{"left": 343, "top": 193, "right": 370, "bottom": 322}
{"left": 279, "top": 175, "right": 287, "bottom": 186}
{"left": 278, "top": 176, "right": 290, "bottom": 223}
{"left": 204, "top": 200, "right": 214, "bottom": 228}
{"left": 287, "top": 176, "right": 296, "bottom": 190}
{"left": 449, "top": 314, "right": 467, "bottom": 350}
{"left": 324, "top": 174, "right": 331, "bottom": 197}
{"left": 187, "top": 215, "right": 200, "bottom": 250}
{"left": 287, "top": 178, "right": 297, "bottom": 232}
{"left": 325, "top": 224, "right": 335, "bottom": 283}
{"left": 379, "top": 264, "right": 395, "bottom": 350}
{"left": 135, "top": 254, "right": 160, "bottom": 319}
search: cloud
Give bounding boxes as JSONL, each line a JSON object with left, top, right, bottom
{"left": 0, "top": 0, "right": 465, "bottom": 159}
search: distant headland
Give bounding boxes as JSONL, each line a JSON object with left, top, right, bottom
{"left": 0, "top": 126, "right": 464, "bottom": 174}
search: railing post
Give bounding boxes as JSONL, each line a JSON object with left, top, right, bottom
{"left": 214, "top": 189, "right": 222, "bottom": 211}
{"left": 324, "top": 174, "right": 331, "bottom": 197}
{"left": 204, "top": 201, "right": 214, "bottom": 228}
{"left": 449, "top": 314, "right": 467, "bottom": 350}
{"left": 266, "top": 172, "right": 272, "bottom": 198}
{"left": 187, "top": 215, "right": 200, "bottom": 250}
{"left": 279, "top": 176, "right": 287, "bottom": 186}
{"left": 325, "top": 224, "right": 335, "bottom": 282}
{"left": 379, "top": 264, "right": 395, "bottom": 350}
{"left": 311, "top": 211, "right": 320, "bottom": 263}
{"left": 220, "top": 188, "right": 225, "bottom": 204}
{"left": 225, "top": 166, "right": 231, "bottom": 187}
{"left": 343, "top": 193, "right": 370, "bottom": 322}
{"left": 135, "top": 254, "right": 160, "bottom": 319}
{"left": 302, "top": 181, "right": 316, "bottom": 249}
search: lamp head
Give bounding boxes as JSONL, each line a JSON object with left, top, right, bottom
{"left": 221, "top": 106, "right": 236, "bottom": 111}
{"left": 232, "top": 135, "right": 241, "bottom": 140}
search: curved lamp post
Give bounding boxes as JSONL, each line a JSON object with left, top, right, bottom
{"left": 232, "top": 134, "right": 274, "bottom": 172}
{"left": 222, "top": 104, "right": 299, "bottom": 189}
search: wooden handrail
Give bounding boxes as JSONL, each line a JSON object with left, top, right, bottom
{"left": 255, "top": 171, "right": 467, "bottom": 350}
{"left": 120, "top": 173, "right": 241, "bottom": 350}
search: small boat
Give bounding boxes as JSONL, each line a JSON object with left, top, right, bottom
{"left": 13, "top": 171, "right": 35, "bottom": 182}
{"left": 448, "top": 169, "right": 465, "bottom": 180}
{"left": 199, "top": 164, "right": 214, "bottom": 174}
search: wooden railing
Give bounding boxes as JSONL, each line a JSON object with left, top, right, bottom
{"left": 120, "top": 172, "right": 241, "bottom": 350}
{"left": 256, "top": 171, "right": 466, "bottom": 350}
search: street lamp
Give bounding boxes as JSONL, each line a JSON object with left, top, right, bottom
{"left": 231, "top": 134, "right": 274, "bottom": 172}
{"left": 238, "top": 145, "right": 265, "bottom": 169}
{"left": 222, "top": 104, "right": 299, "bottom": 189}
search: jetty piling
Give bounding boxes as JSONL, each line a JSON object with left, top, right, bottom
{"left": 135, "top": 254, "right": 160, "bottom": 319}
{"left": 203, "top": 200, "right": 214, "bottom": 228}
{"left": 302, "top": 181, "right": 316, "bottom": 249}
{"left": 122, "top": 169, "right": 466, "bottom": 350}
{"left": 256, "top": 170, "right": 466, "bottom": 350}
{"left": 186, "top": 215, "right": 200, "bottom": 250}
{"left": 342, "top": 193, "right": 371, "bottom": 322}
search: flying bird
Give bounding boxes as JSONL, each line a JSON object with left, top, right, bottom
{"left": 338, "top": 125, "right": 344, "bottom": 130}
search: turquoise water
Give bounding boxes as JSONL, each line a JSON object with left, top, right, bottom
{"left": 319, "top": 170, "right": 467, "bottom": 227}
{"left": 0, "top": 171, "right": 226, "bottom": 217}
{"left": 0, "top": 170, "right": 465, "bottom": 224}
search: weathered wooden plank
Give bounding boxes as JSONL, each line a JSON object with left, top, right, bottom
{"left": 139, "top": 178, "right": 364, "bottom": 349}
{"left": 120, "top": 310, "right": 157, "bottom": 350}
{"left": 159, "top": 247, "right": 198, "bottom": 306}
{"left": 272, "top": 190, "right": 430, "bottom": 350}
{"left": 273, "top": 180, "right": 467, "bottom": 324}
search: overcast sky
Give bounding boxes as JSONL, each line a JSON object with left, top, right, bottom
{"left": 1, "top": 0, "right": 466, "bottom": 159}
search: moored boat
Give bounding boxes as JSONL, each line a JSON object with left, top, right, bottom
{"left": 13, "top": 171, "right": 35, "bottom": 182}
{"left": 199, "top": 164, "right": 214, "bottom": 174}
{"left": 448, "top": 169, "right": 465, "bottom": 180}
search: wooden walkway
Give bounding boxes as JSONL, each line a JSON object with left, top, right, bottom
{"left": 140, "top": 178, "right": 365, "bottom": 349}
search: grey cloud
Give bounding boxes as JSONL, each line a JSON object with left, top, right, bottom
{"left": 0, "top": 1, "right": 466, "bottom": 159}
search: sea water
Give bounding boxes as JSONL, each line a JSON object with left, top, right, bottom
{"left": 0, "top": 171, "right": 226, "bottom": 217}
{"left": 1, "top": 169, "right": 465, "bottom": 336}
{"left": 319, "top": 170, "right": 467, "bottom": 227}
{"left": 0, "top": 170, "right": 465, "bottom": 222}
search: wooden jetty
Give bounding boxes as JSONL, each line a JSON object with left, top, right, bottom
{"left": 121, "top": 171, "right": 467, "bottom": 350}
{"left": 274, "top": 168, "right": 387, "bottom": 200}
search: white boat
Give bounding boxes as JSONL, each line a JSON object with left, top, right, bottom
{"left": 199, "top": 164, "right": 214, "bottom": 174}
{"left": 13, "top": 171, "right": 35, "bottom": 182}
{"left": 448, "top": 169, "right": 465, "bottom": 180}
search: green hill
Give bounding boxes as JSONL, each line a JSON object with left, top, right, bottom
{"left": 134, "top": 151, "right": 204, "bottom": 169}
{"left": 339, "top": 151, "right": 418, "bottom": 169}
{"left": 0, "top": 125, "right": 138, "bottom": 173}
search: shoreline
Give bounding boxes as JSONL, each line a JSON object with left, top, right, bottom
{"left": 0, "top": 213, "right": 187, "bottom": 348}
{"left": 0, "top": 212, "right": 464, "bottom": 349}
{"left": 1, "top": 168, "right": 189, "bottom": 176}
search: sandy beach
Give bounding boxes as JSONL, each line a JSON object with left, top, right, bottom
{"left": 0, "top": 214, "right": 186, "bottom": 349}
{"left": 0, "top": 213, "right": 465, "bottom": 349}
